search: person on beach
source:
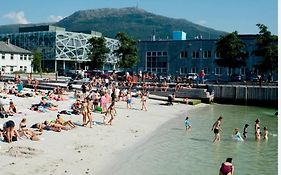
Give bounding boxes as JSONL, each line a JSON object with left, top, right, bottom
{"left": 55, "top": 114, "right": 76, "bottom": 128}
{"left": 3, "top": 120, "right": 19, "bottom": 143}
{"left": 106, "top": 101, "right": 117, "bottom": 125}
{"left": 141, "top": 92, "right": 147, "bottom": 111}
{"left": 81, "top": 99, "right": 88, "bottom": 127}
{"left": 255, "top": 119, "right": 261, "bottom": 140}
{"left": 184, "top": 116, "right": 191, "bottom": 131}
{"left": 86, "top": 98, "right": 93, "bottom": 128}
{"left": 232, "top": 128, "right": 243, "bottom": 141}
{"left": 219, "top": 158, "right": 234, "bottom": 175}
{"left": 242, "top": 124, "right": 249, "bottom": 139}
{"left": 81, "top": 83, "right": 87, "bottom": 98}
{"left": 7, "top": 101, "right": 17, "bottom": 116}
{"left": 18, "top": 118, "right": 40, "bottom": 141}
{"left": 211, "top": 116, "right": 223, "bottom": 142}
{"left": 126, "top": 91, "right": 132, "bottom": 109}
{"left": 263, "top": 126, "right": 269, "bottom": 140}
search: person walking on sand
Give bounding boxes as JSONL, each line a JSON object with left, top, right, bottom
{"left": 211, "top": 116, "right": 223, "bottom": 142}
{"left": 81, "top": 99, "right": 88, "bottom": 127}
{"left": 184, "top": 116, "right": 191, "bottom": 131}
{"left": 255, "top": 119, "right": 261, "bottom": 140}
{"left": 219, "top": 158, "right": 234, "bottom": 175}
{"left": 126, "top": 91, "right": 132, "bottom": 109}
{"left": 141, "top": 92, "right": 147, "bottom": 111}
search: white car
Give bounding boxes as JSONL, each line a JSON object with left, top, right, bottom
{"left": 187, "top": 73, "right": 198, "bottom": 80}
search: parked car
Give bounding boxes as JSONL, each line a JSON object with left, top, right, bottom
{"left": 84, "top": 70, "right": 103, "bottom": 78}
{"left": 230, "top": 74, "right": 243, "bottom": 81}
{"left": 187, "top": 73, "right": 198, "bottom": 81}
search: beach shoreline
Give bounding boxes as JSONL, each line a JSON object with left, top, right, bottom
{"left": 0, "top": 88, "right": 205, "bottom": 175}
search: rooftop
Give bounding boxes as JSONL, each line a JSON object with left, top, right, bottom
{"left": 0, "top": 41, "right": 31, "bottom": 54}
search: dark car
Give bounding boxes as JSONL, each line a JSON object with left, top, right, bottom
{"left": 230, "top": 74, "right": 243, "bottom": 81}
{"left": 84, "top": 70, "right": 103, "bottom": 78}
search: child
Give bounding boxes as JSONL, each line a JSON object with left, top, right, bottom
{"left": 243, "top": 124, "right": 249, "bottom": 139}
{"left": 184, "top": 116, "right": 191, "bottom": 131}
{"left": 233, "top": 128, "right": 244, "bottom": 141}
{"left": 263, "top": 127, "right": 269, "bottom": 140}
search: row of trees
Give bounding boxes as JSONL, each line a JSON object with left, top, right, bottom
{"left": 87, "top": 32, "right": 138, "bottom": 70}
{"left": 215, "top": 24, "right": 277, "bottom": 80}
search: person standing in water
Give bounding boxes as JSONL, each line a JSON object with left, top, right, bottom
{"left": 242, "top": 124, "right": 249, "bottom": 139}
{"left": 211, "top": 116, "right": 223, "bottom": 142}
{"left": 255, "top": 119, "right": 261, "bottom": 140}
{"left": 184, "top": 116, "right": 191, "bottom": 131}
{"left": 263, "top": 126, "right": 269, "bottom": 140}
{"left": 233, "top": 128, "right": 244, "bottom": 141}
{"left": 219, "top": 158, "right": 234, "bottom": 175}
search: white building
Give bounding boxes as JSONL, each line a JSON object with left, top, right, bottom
{"left": 0, "top": 40, "right": 32, "bottom": 73}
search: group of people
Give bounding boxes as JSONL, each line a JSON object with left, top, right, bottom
{"left": 211, "top": 116, "right": 269, "bottom": 142}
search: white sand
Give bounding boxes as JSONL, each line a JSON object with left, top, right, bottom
{"left": 0, "top": 88, "right": 205, "bottom": 175}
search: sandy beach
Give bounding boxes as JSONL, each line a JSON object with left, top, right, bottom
{"left": 0, "top": 87, "right": 205, "bottom": 175}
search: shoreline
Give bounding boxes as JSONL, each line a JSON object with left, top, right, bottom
{"left": 0, "top": 88, "right": 204, "bottom": 175}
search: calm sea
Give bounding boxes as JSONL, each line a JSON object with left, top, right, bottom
{"left": 101, "top": 104, "right": 278, "bottom": 175}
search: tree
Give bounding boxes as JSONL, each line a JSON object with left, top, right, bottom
{"left": 114, "top": 32, "right": 139, "bottom": 69}
{"left": 88, "top": 36, "right": 110, "bottom": 69}
{"left": 32, "top": 49, "right": 42, "bottom": 74}
{"left": 253, "top": 24, "right": 278, "bottom": 81}
{"left": 215, "top": 31, "right": 247, "bottom": 76}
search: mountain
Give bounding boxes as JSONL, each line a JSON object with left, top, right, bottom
{"left": 0, "top": 7, "right": 226, "bottom": 40}
{"left": 56, "top": 7, "right": 226, "bottom": 40}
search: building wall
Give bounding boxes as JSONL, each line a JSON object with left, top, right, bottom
{"left": 0, "top": 52, "right": 32, "bottom": 73}
{"left": 136, "top": 36, "right": 274, "bottom": 81}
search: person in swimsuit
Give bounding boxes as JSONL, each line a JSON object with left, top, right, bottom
{"left": 211, "top": 116, "right": 223, "bottom": 142}
{"left": 81, "top": 99, "right": 88, "bottom": 126}
{"left": 18, "top": 118, "right": 40, "bottom": 141}
{"left": 242, "top": 124, "right": 249, "bottom": 139}
{"left": 3, "top": 120, "right": 19, "bottom": 143}
{"left": 263, "top": 126, "right": 269, "bottom": 140}
{"left": 55, "top": 114, "right": 76, "bottom": 128}
{"left": 219, "top": 158, "right": 234, "bottom": 175}
{"left": 126, "top": 91, "right": 132, "bottom": 109}
{"left": 184, "top": 116, "right": 191, "bottom": 131}
{"left": 141, "top": 92, "right": 147, "bottom": 111}
{"left": 255, "top": 119, "right": 261, "bottom": 140}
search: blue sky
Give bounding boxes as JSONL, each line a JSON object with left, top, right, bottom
{"left": 0, "top": 0, "right": 278, "bottom": 34}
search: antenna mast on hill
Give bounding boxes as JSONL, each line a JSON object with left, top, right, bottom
{"left": 136, "top": 0, "right": 140, "bottom": 8}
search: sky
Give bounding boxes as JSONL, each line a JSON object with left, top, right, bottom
{"left": 0, "top": 0, "right": 278, "bottom": 34}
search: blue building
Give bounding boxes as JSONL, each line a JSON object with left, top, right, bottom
{"left": 172, "top": 31, "right": 186, "bottom": 40}
{"left": 136, "top": 34, "right": 274, "bottom": 81}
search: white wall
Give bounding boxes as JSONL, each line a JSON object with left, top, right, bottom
{"left": 0, "top": 53, "right": 32, "bottom": 73}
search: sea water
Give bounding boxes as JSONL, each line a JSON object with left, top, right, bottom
{"left": 103, "top": 104, "right": 277, "bottom": 175}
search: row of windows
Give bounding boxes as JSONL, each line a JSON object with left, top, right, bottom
{"left": 1, "top": 53, "right": 31, "bottom": 60}
{"left": 180, "top": 50, "right": 213, "bottom": 59}
{"left": 1, "top": 66, "right": 28, "bottom": 72}
{"left": 180, "top": 67, "right": 247, "bottom": 75}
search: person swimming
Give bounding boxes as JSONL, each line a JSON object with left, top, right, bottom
{"left": 243, "top": 124, "right": 249, "bottom": 139}
{"left": 184, "top": 116, "right": 191, "bottom": 131}
{"left": 233, "top": 128, "right": 244, "bottom": 141}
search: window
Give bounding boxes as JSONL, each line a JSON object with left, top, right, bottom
{"left": 24, "top": 55, "right": 27, "bottom": 60}
{"left": 240, "top": 67, "right": 246, "bottom": 75}
{"left": 20, "top": 55, "right": 23, "bottom": 60}
{"left": 28, "top": 55, "right": 31, "bottom": 60}
{"left": 203, "top": 51, "right": 211, "bottom": 58}
{"left": 180, "top": 51, "right": 188, "bottom": 59}
{"left": 191, "top": 67, "right": 198, "bottom": 73}
{"left": 180, "top": 67, "right": 188, "bottom": 74}
{"left": 215, "top": 52, "right": 220, "bottom": 58}
{"left": 19, "top": 66, "right": 23, "bottom": 71}
{"left": 192, "top": 51, "right": 200, "bottom": 58}
{"left": 215, "top": 67, "right": 223, "bottom": 75}
{"left": 24, "top": 66, "right": 27, "bottom": 72}
{"left": 146, "top": 52, "right": 151, "bottom": 56}
{"left": 10, "top": 66, "right": 14, "bottom": 72}
{"left": 146, "top": 51, "right": 168, "bottom": 74}
{"left": 226, "top": 68, "right": 235, "bottom": 75}
{"left": 11, "top": 54, "right": 14, "bottom": 60}
{"left": 203, "top": 67, "right": 210, "bottom": 74}
{"left": 1, "top": 54, "right": 4, "bottom": 60}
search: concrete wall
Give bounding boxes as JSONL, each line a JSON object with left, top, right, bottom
{"left": 207, "top": 85, "right": 278, "bottom": 106}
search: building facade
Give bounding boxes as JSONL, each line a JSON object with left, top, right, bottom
{"left": 135, "top": 35, "right": 274, "bottom": 81}
{"left": 0, "top": 25, "right": 119, "bottom": 72}
{"left": 0, "top": 41, "right": 32, "bottom": 73}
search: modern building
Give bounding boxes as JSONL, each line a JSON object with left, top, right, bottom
{"left": 0, "top": 25, "right": 119, "bottom": 72}
{"left": 0, "top": 40, "right": 32, "bottom": 73}
{"left": 136, "top": 34, "right": 275, "bottom": 81}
